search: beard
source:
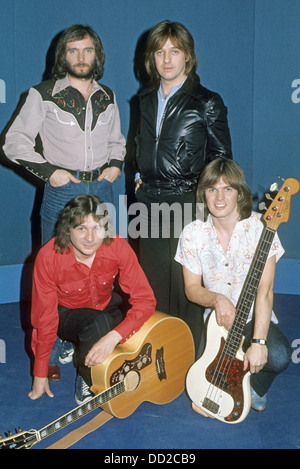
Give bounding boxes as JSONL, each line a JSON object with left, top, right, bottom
{"left": 66, "top": 59, "right": 96, "bottom": 80}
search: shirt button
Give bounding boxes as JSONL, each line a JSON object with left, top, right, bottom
{"left": 225, "top": 263, "right": 229, "bottom": 267}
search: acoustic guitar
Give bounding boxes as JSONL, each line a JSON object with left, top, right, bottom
{"left": 186, "top": 178, "right": 299, "bottom": 424}
{"left": 0, "top": 311, "right": 194, "bottom": 449}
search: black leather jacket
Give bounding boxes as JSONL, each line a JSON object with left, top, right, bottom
{"left": 136, "top": 74, "right": 232, "bottom": 195}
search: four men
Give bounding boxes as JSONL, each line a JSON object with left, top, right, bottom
{"left": 2, "top": 21, "right": 291, "bottom": 417}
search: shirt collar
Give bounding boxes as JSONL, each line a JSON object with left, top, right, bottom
{"left": 158, "top": 76, "right": 188, "bottom": 101}
{"left": 52, "top": 76, "right": 108, "bottom": 98}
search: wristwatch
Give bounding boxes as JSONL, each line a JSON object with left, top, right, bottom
{"left": 251, "top": 338, "right": 267, "bottom": 345}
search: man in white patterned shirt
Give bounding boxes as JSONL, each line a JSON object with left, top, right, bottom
{"left": 175, "top": 159, "right": 291, "bottom": 413}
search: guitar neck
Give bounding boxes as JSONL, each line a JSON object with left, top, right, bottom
{"left": 223, "top": 227, "right": 276, "bottom": 358}
{"left": 37, "top": 381, "right": 123, "bottom": 441}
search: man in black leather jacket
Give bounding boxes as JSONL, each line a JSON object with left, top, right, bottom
{"left": 134, "top": 20, "right": 232, "bottom": 354}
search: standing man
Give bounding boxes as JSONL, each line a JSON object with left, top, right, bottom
{"left": 3, "top": 24, "right": 126, "bottom": 378}
{"left": 134, "top": 20, "right": 232, "bottom": 351}
{"left": 3, "top": 24, "right": 126, "bottom": 245}
{"left": 28, "top": 194, "right": 156, "bottom": 404}
{"left": 175, "top": 159, "right": 291, "bottom": 412}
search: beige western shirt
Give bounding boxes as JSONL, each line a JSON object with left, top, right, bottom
{"left": 3, "top": 76, "right": 126, "bottom": 181}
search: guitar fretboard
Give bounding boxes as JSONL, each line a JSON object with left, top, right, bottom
{"left": 38, "top": 380, "right": 124, "bottom": 440}
{"left": 223, "top": 227, "right": 276, "bottom": 358}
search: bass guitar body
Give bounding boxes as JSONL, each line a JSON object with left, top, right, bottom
{"left": 91, "top": 311, "right": 195, "bottom": 419}
{"left": 186, "top": 311, "right": 251, "bottom": 424}
{"left": 186, "top": 177, "right": 300, "bottom": 424}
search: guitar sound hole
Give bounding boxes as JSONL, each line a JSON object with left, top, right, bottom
{"left": 124, "top": 370, "right": 140, "bottom": 392}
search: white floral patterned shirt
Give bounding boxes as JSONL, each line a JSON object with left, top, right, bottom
{"left": 175, "top": 211, "right": 284, "bottom": 323}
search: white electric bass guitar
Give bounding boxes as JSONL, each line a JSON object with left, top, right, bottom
{"left": 186, "top": 178, "right": 299, "bottom": 424}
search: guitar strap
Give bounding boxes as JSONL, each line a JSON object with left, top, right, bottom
{"left": 46, "top": 410, "right": 113, "bottom": 449}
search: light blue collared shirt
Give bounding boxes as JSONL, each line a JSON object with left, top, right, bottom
{"left": 156, "top": 77, "right": 187, "bottom": 136}
{"left": 135, "top": 77, "right": 187, "bottom": 183}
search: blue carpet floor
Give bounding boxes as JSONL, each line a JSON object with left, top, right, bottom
{"left": 0, "top": 293, "right": 299, "bottom": 450}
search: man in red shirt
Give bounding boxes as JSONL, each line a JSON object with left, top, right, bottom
{"left": 28, "top": 194, "right": 156, "bottom": 404}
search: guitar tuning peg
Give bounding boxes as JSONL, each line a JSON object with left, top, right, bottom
{"left": 270, "top": 182, "right": 279, "bottom": 192}
{"left": 15, "top": 427, "right": 21, "bottom": 434}
{"left": 265, "top": 193, "right": 273, "bottom": 201}
{"left": 258, "top": 201, "right": 267, "bottom": 211}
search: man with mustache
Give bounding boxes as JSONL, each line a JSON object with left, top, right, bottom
{"left": 3, "top": 24, "right": 126, "bottom": 380}
{"left": 3, "top": 24, "right": 125, "bottom": 244}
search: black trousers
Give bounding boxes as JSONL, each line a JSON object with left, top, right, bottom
{"left": 135, "top": 187, "right": 204, "bottom": 353}
{"left": 57, "top": 293, "right": 123, "bottom": 386}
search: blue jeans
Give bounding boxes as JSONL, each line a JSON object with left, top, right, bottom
{"left": 242, "top": 321, "right": 292, "bottom": 396}
{"left": 40, "top": 178, "right": 114, "bottom": 245}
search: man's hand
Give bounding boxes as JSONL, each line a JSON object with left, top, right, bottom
{"left": 85, "top": 330, "right": 122, "bottom": 368}
{"left": 28, "top": 376, "right": 54, "bottom": 400}
{"left": 214, "top": 294, "right": 236, "bottom": 331}
{"left": 135, "top": 178, "right": 142, "bottom": 193}
{"left": 243, "top": 343, "right": 268, "bottom": 374}
{"left": 98, "top": 166, "right": 121, "bottom": 183}
{"left": 49, "top": 169, "right": 81, "bottom": 187}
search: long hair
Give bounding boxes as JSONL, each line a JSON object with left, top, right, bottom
{"left": 196, "top": 159, "right": 253, "bottom": 221}
{"left": 145, "top": 20, "right": 198, "bottom": 87}
{"left": 54, "top": 194, "right": 114, "bottom": 253}
{"left": 51, "top": 24, "right": 105, "bottom": 81}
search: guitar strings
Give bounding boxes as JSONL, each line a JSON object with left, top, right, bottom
{"left": 204, "top": 230, "right": 274, "bottom": 409}
{"left": 201, "top": 218, "right": 279, "bottom": 415}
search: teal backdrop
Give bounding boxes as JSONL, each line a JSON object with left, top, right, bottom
{"left": 0, "top": 0, "right": 299, "bottom": 302}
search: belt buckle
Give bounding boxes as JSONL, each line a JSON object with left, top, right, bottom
{"left": 82, "top": 170, "right": 93, "bottom": 182}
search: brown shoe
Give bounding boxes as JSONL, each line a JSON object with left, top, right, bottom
{"left": 48, "top": 365, "right": 61, "bottom": 381}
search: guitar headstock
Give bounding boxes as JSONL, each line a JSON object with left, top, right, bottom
{"left": 262, "top": 178, "right": 299, "bottom": 231}
{"left": 0, "top": 429, "right": 39, "bottom": 449}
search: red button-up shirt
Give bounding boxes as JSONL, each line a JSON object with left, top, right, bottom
{"left": 31, "top": 235, "right": 156, "bottom": 377}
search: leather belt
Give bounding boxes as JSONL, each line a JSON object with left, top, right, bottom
{"left": 62, "top": 167, "right": 103, "bottom": 182}
{"left": 76, "top": 169, "right": 100, "bottom": 182}
{"left": 53, "top": 164, "right": 108, "bottom": 182}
